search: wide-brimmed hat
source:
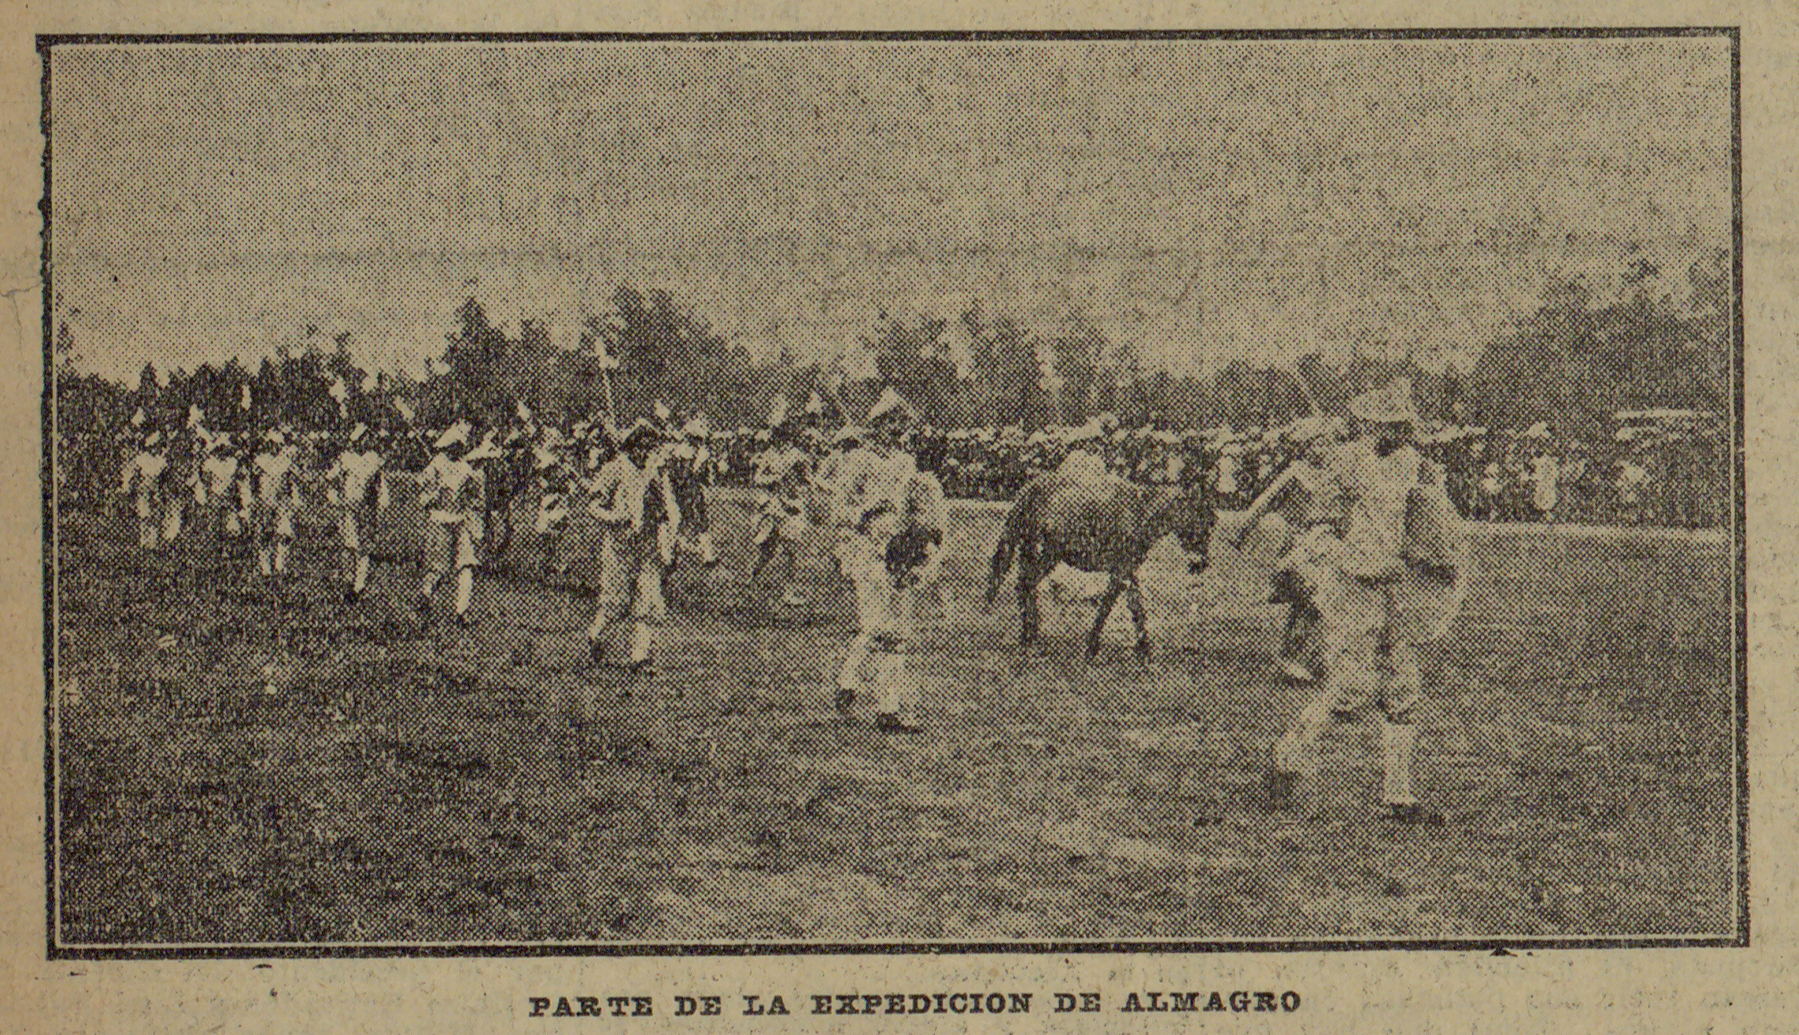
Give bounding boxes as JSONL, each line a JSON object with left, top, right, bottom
{"left": 616, "top": 419, "right": 660, "bottom": 451}
{"left": 682, "top": 413, "right": 711, "bottom": 439}
{"left": 867, "top": 387, "right": 914, "bottom": 424}
{"left": 434, "top": 421, "right": 471, "bottom": 451}
{"left": 1063, "top": 420, "right": 1103, "bottom": 446}
{"left": 1347, "top": 379, "right": 1419, "bottom": 424}
{"left": 1287, "top": 415, "right": 1346, "bottom": 443}
{"left": 833, "top": 425, "right": 867, "bottom": 448}
{"left": 765, "top": 395, "right": 790, "bottom": 428}
{"left": 463, "top": 429, "right": 503, "bottom": 462}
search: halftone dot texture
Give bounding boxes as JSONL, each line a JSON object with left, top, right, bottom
{"left": 51, "top": 38, "right": 1729, "bottom": 381}
{"left": 49, "top": 37, "right": 1737, "bottom": 948}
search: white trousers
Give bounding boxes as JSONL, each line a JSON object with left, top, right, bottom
{"left": 836, "top": 529, "right": 921, "bottom": 721}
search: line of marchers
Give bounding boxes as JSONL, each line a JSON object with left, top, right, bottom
{"left": 528, "top": 992, "right": 1301, "bottom": 1018}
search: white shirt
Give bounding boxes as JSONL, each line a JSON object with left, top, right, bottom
{"left": 753, "top": 445, "right": 812, "bottom": 506}
{"left": 120, "top": 453, "right": 168, "bottom": 517}
{"left": 588, "top": 454, "right": 677, "bottom": 535}
{"left": 832, "top": 446, "right": 918, "bottom": 530}
{"left": 253, "top": 448, "right": 300, "bottom": 510}
{"left": 326, "top": 449, "right": 384, "bottom": 508}
{"left": 201, "top": 453, "right": 239, "bottom": 505}
{"left": 418, "top": 452, "right": 482, "bottom": 524}
{"left": 1335, "top": 440, "right": 1421, "bottom": 581}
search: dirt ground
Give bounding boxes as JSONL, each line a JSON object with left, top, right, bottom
{"left": 51, "top": 498, "right": 1736, "bottom": 945}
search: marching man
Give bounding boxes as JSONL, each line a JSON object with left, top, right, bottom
{"left": 830, "top": 388, "right": 946, "bottom": 734}
{"left": 661, "top": 412, "right": 720, "bottom": 570}
{"left": 531, "top": 423, "right": 579, "bottom": 581}
{"left": 118, "top": 413, "right": 172, "bottom": 552}
{"left": 749, "top": 398, "right": 816, "bottom": 607}
{"left": 585, "top": 420, "right": 680, "bottom": 673}
{"left": 1257, "top": 380, "right": 1466, "bottom": 824}
{"left": 1228, "top": 415, "right": 1351, "bottom": 685}
{"left": 416, "top": 421, "right": 489, "bottom": 628}
{"left": 324, "top": 422, "right": 385, "bottom": 602}
{"left": 199, "top": 427, "right": 246, "bottom": 571}
{"left": 251, "top": 427, "right": 303, "bottom": 579}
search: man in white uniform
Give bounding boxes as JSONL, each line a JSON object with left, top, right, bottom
{"left": 750, "top": 403, "right": 816, "bottom": 607}
{"left": 198, "top": 428, "right": 245, "bottom": 572}
{"left": 1266, "top": 380, "right": 1465, "bottom": 824}
{"left": 830, "top": 388, "right": 945, "bottom": 733}
{"left": 585, "top": 421, "right": 680, "bottom": 672}
{"left": 416, "top": 421, "right": 488, "bottom": 627}
{"left": 251, "top": 428, "right": 302, "bottom": 579}
{"left": 661, "top": 413, "right": 720, "bottom": 570}
{"left": 324, "top": 422, "right": 385, "bottom": 602}
{"left": 119, "top": 428, "right": 171, "bottom": 552}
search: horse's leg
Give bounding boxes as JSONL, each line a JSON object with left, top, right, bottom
{"left": 1017, "top": 555, "right": 1042, "bottom": 650}
{"left": 748, "top": 537, "right": 776, "bottom": 584}
{"left": 1088, "top": 576, "right": 1124, "bottom": 661}
{"left": 1126, "top": 577, "right": 1151, "bottom": 662}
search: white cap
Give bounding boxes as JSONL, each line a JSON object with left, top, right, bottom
{"left": 434, "top": 421, "right": 470, "bottom": 451}
{"left": 464, "top": 430, "right": 503, "bottom": 461}
{"left": 867, "top": 387, "right": 913, "bottom": 423}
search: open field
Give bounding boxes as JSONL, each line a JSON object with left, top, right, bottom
{"left": 51, "top": 498, "right": 1735, "bottom": 945}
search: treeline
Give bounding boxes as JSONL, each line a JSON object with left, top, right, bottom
{"left": 53, "top": 246, "right": 1732, "bottom": 440}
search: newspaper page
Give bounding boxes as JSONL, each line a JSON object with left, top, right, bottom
{"left": 4, "top": 2, "right": 1795, "bottom": 1032}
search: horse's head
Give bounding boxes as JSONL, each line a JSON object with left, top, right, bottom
{"left": 1154, "top": 486, "right": 1217, "bottom": 574}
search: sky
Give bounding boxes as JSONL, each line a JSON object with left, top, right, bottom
{"left": 48, "top": 36, "right": 1733, "bottom": 384}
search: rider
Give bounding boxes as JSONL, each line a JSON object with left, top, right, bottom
{"left": 250, "top": 426, "right": 302, "bottom": 580}
{"left": 119, "top": 418, "right": 171, "bottom": 552}
{"left": 830, "top": 388, "right": 944, "bottom": 733}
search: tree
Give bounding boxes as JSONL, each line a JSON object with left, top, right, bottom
{"left": 1467, "top": 244, "right": 1730, "bottom": 430}
{"left": 851, "top": 312, "right": 962, "bottom": 425}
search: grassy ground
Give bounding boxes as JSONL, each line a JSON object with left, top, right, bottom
{"left": 51, "top": 500, "right": 1735, "bottom": 944}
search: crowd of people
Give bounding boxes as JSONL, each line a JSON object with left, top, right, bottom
{"left": 62, "top": 374, "right": 1728, "bottom": 822}
{"left": 76, "top": 384, "right": 954, "bottom": 734}
{"left": 701, "top": 404, "right": 1727, "bottom": 530}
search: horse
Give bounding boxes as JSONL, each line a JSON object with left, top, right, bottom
{"left": 985, "top": 472, "right": 1215, "bottom": 660}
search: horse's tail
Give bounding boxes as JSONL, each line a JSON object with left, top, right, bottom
{"left": 985, "top": 477, "right": 1040, "bottom": 606}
